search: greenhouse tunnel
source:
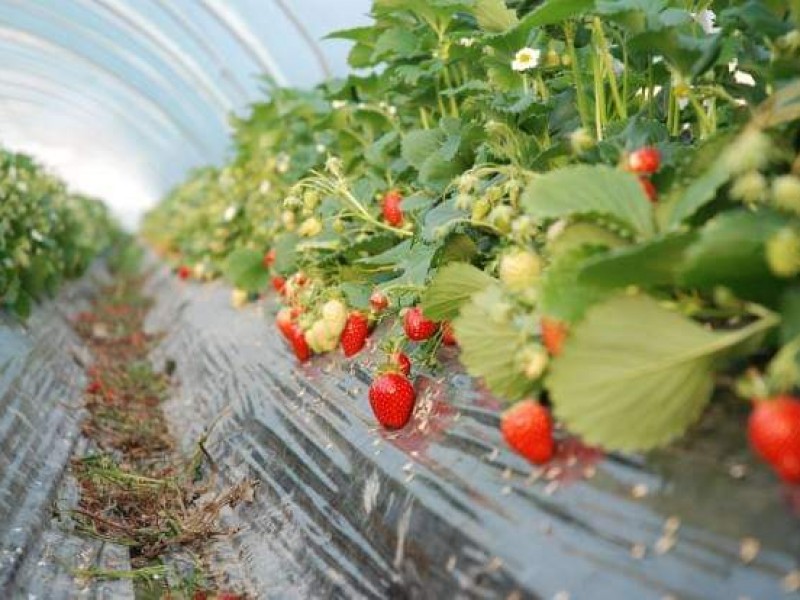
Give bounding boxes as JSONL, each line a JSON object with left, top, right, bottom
{"left": 1, "top": 1, "right": 800, "bottom": 599}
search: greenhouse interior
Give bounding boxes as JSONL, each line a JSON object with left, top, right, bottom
{"left": 1, "top": 0, "right": 800, "bottom": 598}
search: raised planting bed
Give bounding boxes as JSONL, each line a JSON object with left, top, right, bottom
{"left": 144, "top": 258, "right": 800, "bottom": 599}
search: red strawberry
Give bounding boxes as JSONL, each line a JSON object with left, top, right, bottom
{"left": 292, "top": 271, "right": 309, "bottom": 286}
{"left": 382, "top": 190, "right": 404, "bottom": 227}
{"left": 748, "top": 396, "right": 800, "bottom": 483}
{"left": 627, "top": 146, "right": 661, "bottom": 174}
{"left": 177, "top": 265, "right": 191, "bottom": 280}
{"left": 370, "top": 290, "right": 389, "bottom": 312}
{"left": 86, "top": 380, "right": 102, "bottom": 394}
{"left": 403, "top": 307, "right": 439, "bottom": 341}
{"left": 287, "top": 323, "right": 311, "bottom": 363}
{"left": 263, "top": 249, "right": 276, "bottom": 268}
{"left": 390, "top": 351, "right": 412, "bottom": 376}
{"left": 341, "top": 312, "right": 370, "bottom": 357}
{"left": 441, "top": 322, "right": 457, "bottom": 346}
{"left": 541, "top": 317, "right": 568, "bottom": 356}
{"left": 276, "top": 308, "right": 296, "bottom": 340}
{"left": 271, "top": 276, "right": 286, "bottom": 294}
{"left": 501, "top": 400, "right": 555, "bottom": 464}
{"left": 639, "top": 177, "right": 658, "bottom": 203}
{"left": 369, "top": 373, "right": 416, "bottom": 429}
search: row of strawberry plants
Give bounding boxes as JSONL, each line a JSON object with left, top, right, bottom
{"left": 143, "top": 0, "right": 800, "bottom": 484}
{"left": 1, "top": 148, "right": 117, "bottom": 318}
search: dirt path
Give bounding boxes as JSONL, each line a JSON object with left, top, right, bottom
{"left": 68, "top": 245, "right": 251, "bottom": 598}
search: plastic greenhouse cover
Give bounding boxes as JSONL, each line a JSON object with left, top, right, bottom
{"left": 0, "top": 0, "right": 370, "bottom": 226}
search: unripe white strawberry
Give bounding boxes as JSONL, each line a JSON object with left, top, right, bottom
{"left": 723, "top": 129, "right": 771, "bottom": 174}
{"left": 489, "top": 205, "right": 514, "bottom": 234}
{"left": 281, "top": 210, "right": 296, "bottom": 230}
{"left": 298, "top": 217, "right": 322, "bottom": 237}
{"left": 499, "top": 249, "right": 542, "bottom": 291}
{"left": 303, "top": 190, "right": 320, "bottom": 210}
{"left": 305, "top": 319, "right": 340, "bottom": 353}
{"left": 766, "top": 228, "right": 800, "bottom": 278}
{"left": 231, "top": 288, "right": 249, "bottom": 308}
{"left": 517, "top": 345, "right": 549, "bottom": 380}
{"left": 772, "top": 175, "right": 800, "bottom": 215}
{"left": 321, "top": 299, "right": 348, "bottom": 332}
{"left": 730, "top": 171, "right": 767, "bottom": 204}
{"left": 569, "top": 128, "right": 594, "bottom": 154}
{"left": 471, "top": 198, "right": 490, "bottom": 221}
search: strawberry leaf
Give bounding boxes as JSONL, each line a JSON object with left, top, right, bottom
{"left": 548, "top": 295, "right": 779, "bottom": 451}
{"left": 422, "top": 262, "right": 496, "bottom": 320}
{"left": 538, "top": 247, "right": 612, "bottom": 323}
{"left": 521, "top": 165, "right": 656, "bottom": 240}
{"left": 224, "top": 248, "right": 269, "bottom": 293}
{"left": 453, "top": 285, "right": 537, "bottom": 401}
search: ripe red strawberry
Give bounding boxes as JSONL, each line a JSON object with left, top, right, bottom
{"left": 177, "top": 265, "right": 191, "bottom": 280}
{"left": 369, "top": 373, "right": 416, "bottom": 429}
{"left": 501, "top": 400, "right": 555, "bottom": 464}
{"left": 370, "top": 290, "right": 389, "bottom": 312}
{"left": 390, "top": 351, "right": 412, "bottom": 376}
{"left": 86, "top": 380, "right": 102, "bottom": 394}
{"left": 748, "top": 396, "right": 800, "bottom": 483}
{"left": 341, "top": 312, "right": 370, "bottom": 357}
{"left": 627, "top": 146, "right": 661, "bottom": 174}
{"left": 263, "top": 249, "right": 276, "bottom": 268}
{"left": 271, "top": 275, "right": 286, "bottom": 294}
{"left": 441, "top": 322, "right": 457, "bottom": 346}
{"left": 639, "top": 177, "right": 658, "bottom": 203}
{"left": 382, "top": 190, "right": 404, "bottom": 227}
{"left": 276, "top": 308, "right": 296, "bottom": 340}
{"left": 292, "top": 271, "right": 309, "bottom": 286}
{"left": 403, "top": 306, "right": 439, "bottom": 341}
{"left": 288, "top": 324, "right": 311, "bottom": 363}
{"left": 541, "top": 317, "right": 568, "bottom": 356}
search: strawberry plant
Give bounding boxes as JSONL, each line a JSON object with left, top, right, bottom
{"left": 143, "top": 0, "right": 800, "bottom": 482}
{"left": 0, "top": 148, "right": 117, "bottom": 318}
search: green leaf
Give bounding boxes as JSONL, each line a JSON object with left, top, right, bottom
{"left": 579, "top": 231, "right": 697, "bottom": 289}
{"left": 224, "top": 248, "right": 269, "bottom": 292}
{"left": 340, "top": 282, "right": 372, "bottom": 310}
{"left": 546, "top": 222, "right": 628, "bottom": 259}
{"left": 473, "top": 0, "right": 518, "bottom": 32}
{"left": 402, "top": 129, "right": 442, "bottom": 170}
{"left": 548, "top": 294, "right": 779, "bottom": 451}
{"left": 422, "top": 198, "right": 467, "bottom": 242}
{"left": 454, "top": 285, "right": 537, "bottom": 401}
{"left": 539, "top": 247, "right": 612, "bottom": 323}
{"left": 680, "top": 210, "right": 788, "bottom": 306}
{"left": 522, "top": 165, "right": 656, "bottom": 240}
{"left": 516, "top": 0, "right": 594, "bottom": 27}
{"left": 421, "top": 262, "right": 496, "bottom": 320}
{"left": 666, "top": 160, "right": 731, "bottom": 228}
{"left": 373, "top": 27, "right": 418, "bottom": 59}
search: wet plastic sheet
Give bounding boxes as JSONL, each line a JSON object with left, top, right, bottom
{"left": 144, "top": 260, "right": 800, "bottom": 600}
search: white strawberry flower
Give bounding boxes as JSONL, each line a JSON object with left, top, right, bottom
{"left": 458, "top": 37, "right": 475, "bottom": 48}
{"left": 331, "top": 100, "right": 347, "bottom": 110}
{"left": 512, "top": 47, "right": 541, "bottom": 72}
{"left": 223, "top": 205, "right": 237, "bottom": 222}
{"left": 693, "top": 9, "right": 719, "bottom": 34}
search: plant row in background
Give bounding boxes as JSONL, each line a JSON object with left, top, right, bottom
{"left": 143, "top": 0, "right": 800, "bottom": 484}
{"left": 1, "top": 148, "right": 117, "bottom": 318}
